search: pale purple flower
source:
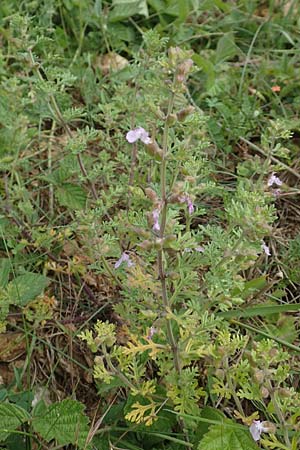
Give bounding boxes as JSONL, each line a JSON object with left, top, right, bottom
{"left": 261, "top": 241, "right": 271, "bottom": 256}
{"left": 147, "top": 326, "right": 157, "bottom": 340}
{"left": 126, "top": 127, "right": 151, "bottom": 144}
{"left": 267, "top": 173, "right": 282, "bottom": 187}
{"left": 179, "top": 194, "right": 194, "bottom": 215}
{"left": 273, "top": 188, "right": 281, "bottom": 198}
{"left": 114, "top": 252, "right": 134, "bottom": 269}
{"left": 187, "top": 197, "right": 194, "bottom": 214}
{"left": 184, "top": 246, "right": 204, "bottom": 254}
{"left": 152, "top": 208, "right": 160, "bottom": 231}
{"left": 249, "top": 420, "right": 269, "bottom": 441}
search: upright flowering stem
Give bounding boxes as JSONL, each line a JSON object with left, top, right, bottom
{"left": 157, "top": 86, "right": 181, "bottom": 374}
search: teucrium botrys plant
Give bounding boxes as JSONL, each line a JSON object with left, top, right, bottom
{"left": 80, "top": 31, "right": 278, "bottom": 435}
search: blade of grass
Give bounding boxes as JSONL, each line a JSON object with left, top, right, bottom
{"left": 232, "top": 320, "right": 300, "bottom": 352}
{"left": 218, "top": 303, "right": 300, "bottom": 319}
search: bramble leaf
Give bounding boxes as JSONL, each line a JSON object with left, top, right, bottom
{"left": 56, "top": 183, "right": 87, "bottom": 210}
{"left": 32, "top": 399, "right": 90, "bottom": 449}
{"left": 198, "top": 422, "right": 259, "bottom": 450}
{"left": 7, "top": 273, "right": 49, "bottom": 306}
{"left": 0, "top": 403, "right": 30, "bottom": 441}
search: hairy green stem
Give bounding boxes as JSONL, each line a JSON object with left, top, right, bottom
{"left": 157, "top": 88, "right": 182, "bottom": 374}
{"left": 101, "top": 345, "right": 136, "bottom": 391}
{"left": 224, "top": 357, "right": 244, "bottom": 416}
{"left": 266, "top": 380, "right": 291, "bottom": 448}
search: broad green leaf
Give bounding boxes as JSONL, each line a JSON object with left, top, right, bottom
{"left": 0, "top": 403, "right": 30, "bottom": 441}
{"left": 7, "top": 273, "right": 49, "bottom": 306}
{"left": 163, "top": 0, "right": 190, "bottom": 20}
{"left": 147, "top": 0, "right": 166, "bottom": 13}
{"left": 195, "top": 406, "right": 226, "bottom": 441}
{"left": 0, "top": 258, "right": 10, "bottom": 288}
{"left": 109, "top": 0, "right": 148, "bottom": 22}
{"left": 198, "top": 422, "right": 258, "bottom": 450}
{"left": 197, "top": 0, "right": 230, "bottom": 12}
{"left": 32, "top": 399, "right": 89, "bottom": 449}
{"left": 215, "top": 32, "right": 239, "bottom": 64}
{"left": 193, "top": 54, "right": 216, "bottom": 88}
{"left": 56, "top": 183, "right": 87, "bottom": 210}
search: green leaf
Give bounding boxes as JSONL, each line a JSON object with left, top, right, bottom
{"left": 195, "top": 407, "right": 226, "bottom": 441}
{"left": 198, "top": 422, "right": 258, "bottom": 450}
{"left": 109, "top": 0, "right": 148, "bottom": 22}
{"left": 215, "top": 32, "right": 239, "bottom": 64}
{"left": 0, "top": 403, "right": 30, "bottom": 441}
{"left": 7, "top": 273, "right": 49, "bottom": 306}
{"left": 192, "top": 54, "right": 215, "bottom": 88}
{"left": 32, "top": 399, "right": 90, "bottom": 449}
{"left": 219, "top": 303, "right": 300, "bottom": 319}
{"left": 56, "top": 183, "right": 87, "bottom": 210}
{"left": 0, "top": 258, "right": 10, "bottom": 288}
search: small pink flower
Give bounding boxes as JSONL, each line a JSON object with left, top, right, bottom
{"left": 268, "top": 173, "right": 282, "bottom": 187}
{"left": 114, "top": 252, "right": 134, "bottom": 269}
{"left": 249, "top": 420, "right": 269, "bottom": 441}
{"left": 261, "top": 241, "right": 271, "bottom": 256}
{"left": 126, "top": 127, "right": 151, "bottom": 144}
{"left": 187, "top": 197, "right": 194, "bottom": 214}
{"left": 179, "top": 194, "right": 194, "bottom": 215}
{"left": 152, "top": 208, "right": 160, "bottom": 231}
{"left": 147, "top": 326, "right": 157, "bottom": 340}
{"left": 273, "top": 188, "right": 281, "bottom": 198}
{"left": 195, "top": 246, "right": 205, "bottom": 253}
{"left": 271, "top": 85, "right": 281, "bottom": 93}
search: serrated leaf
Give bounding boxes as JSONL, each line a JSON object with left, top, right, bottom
{"left": 56, "top": 183, "right": 87, "bottom": 210}
{"left": 198, "top": 422, "right": 258, "bottom": 450}
{"left": 7, "top": 273, "right": 49, "bottom": 306}
{"left": 32, "top": 399, "right": 89, "bottom": 449}
{"left": 109, "top": 0, "right": 148, "bottom": 22}
{"left": 0, "top": 403, "right": 30, "bottom": 441}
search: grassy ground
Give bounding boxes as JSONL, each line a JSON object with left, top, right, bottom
{"left": 0, "top": 1, "right": 300, "bottom": 449}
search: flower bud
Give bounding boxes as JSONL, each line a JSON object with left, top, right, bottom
{"left": 261, "top": 421, "right": 276, "bottom": 434}
{"left": 177, "top": 106, "right": 195, "bottom": 122}
{"left": 163, "top": 234, "right": 177, "bottom": 248}
{"left": 185, "top": 176, "right": 197, "bottom": 184}
{"left": 166, "top": 113, "right": 177, "bottom": 125}
{"left": 130, "top": 226, "right": 151, "bottom": 238}
{"left": 278, "top": 388, "right": 290, "bottom": 398}
{"left": 145, "top": 140, "right": 164, "bottom": 160}
{"left": 269, "top": 348, "right": 279, "bottom": 359}
{"left": 145, "top": 188, "right": 158, "bottom": 203}
{"left": 215, "top": 369, "right": 225, "bottom": 379}
{"left": 176, "top": 59, "right": 194, "bottom": 83}
{"left": 169, "top": 193, "right": 184, "bottom": 204}
{"left": 168, "top": 46, "right": 181, "bottom": 65}
{"left": 138, "top": 239, "right": 154, "bottom": 250}
{"left": 253, "top": 370, "right": 264, "bottom": 384}
{"left": 260, "top": 386, "right": 269, "bottom": 398}
{"left": 94, "top": 355, "right": 104, "bottom": 365}
{"left": 167, "top": 271, "right": 180, "bottom": 280}
{"left": 154, "top": 238, "right": 164, "bottom": 250}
